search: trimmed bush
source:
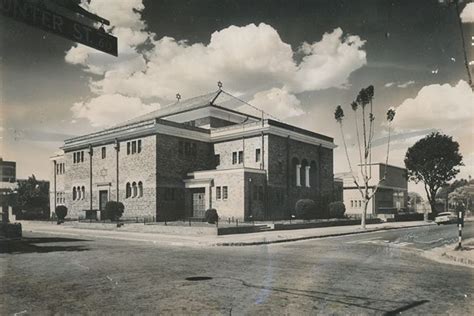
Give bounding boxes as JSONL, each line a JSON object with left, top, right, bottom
{"left": 104, "top": 201, "right": 124, "bottom": 221}
{"left": 55, "top": 205, "right": 67, "bottom": 223}
{"left": 295, "top": 199, "right": 317, "bottom": 220}
{"left": 205, "top": 208, "right": 218, "bottom": 224}
{"left": 329, "top": 201, "right": 346, "bottom": 218}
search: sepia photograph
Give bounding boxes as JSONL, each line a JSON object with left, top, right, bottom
{"left": 1, "top": 0, "right": 473, "bottom": 314}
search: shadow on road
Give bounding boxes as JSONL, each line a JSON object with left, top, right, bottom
{"left": 211, "top": 276, "right": 430, "bottom": 314}
{"left": 0, "top": 237, "right": 90, "bottom": 254}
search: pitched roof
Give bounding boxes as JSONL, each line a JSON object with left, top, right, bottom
{"left": 112, "top": 89, "right": 256, "bottom": 129}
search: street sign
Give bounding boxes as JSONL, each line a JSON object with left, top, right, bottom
{"left": 0, "top": 0, "right": 118, "bottom": 56}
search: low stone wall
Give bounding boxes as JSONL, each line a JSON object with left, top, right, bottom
{"left": 71, "top": 222, "right": 217, "bottom": 236}
{"left": 0, "top": 223, "right": 22, "bottom": 239}
{"left": 217, "top": 225, "right": 270, "bottom": 236}
{"left": 273, "top": 218, "right": 382, "bottom": 230}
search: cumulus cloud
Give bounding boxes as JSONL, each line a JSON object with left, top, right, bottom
{"left": 461, "top": 3, "right": 474, "bottom": 23}
{"left": 65, "top": 1, "right": 367, "bottom": 127}
{"left": 246, "top": 88, "right": 304, "bottom": 119}
{"left": 71, "top": 94, "right": 160, "bottom": 127}
{"left": 384, "top": 82, "right": 395, "bottom": 88}
{"left": 392, "top": 80, "right": 474, "bottom": 175}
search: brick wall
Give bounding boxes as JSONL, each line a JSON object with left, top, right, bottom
{"left": 214, "top": 135, "right": 267, "bottom": 170}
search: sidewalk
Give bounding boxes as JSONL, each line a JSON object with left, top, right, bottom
{"left": 18, "top": 220, "right": 435, "bottom": 247}
{"left": 423, "top": 238, "right": 474, "bottom": 268}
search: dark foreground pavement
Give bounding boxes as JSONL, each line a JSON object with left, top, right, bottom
{"left": 1, "top": 223, "right": 473, "bottom": 315}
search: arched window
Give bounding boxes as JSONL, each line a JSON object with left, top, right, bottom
{"left": 126, "top": 182, "right": 131, "bottom": 198}
{"left": 132, "top": 182, "right": 137, "bottom": 198}
{"left": 301, "top": 159, "right": 308, "bottom": 187}
{"left": 138, "top": 181, "right": 143, "bottom": 197}
{"left": 73, "top": 187, "right": 77, "bottom": 201}
{"left": 310, "top": 160, "right": 317, "bottom": 188}
{"left": 81, "top": 186, "right": 85, "bottom": 200}
{"left": 291, "top": 157, "right": 300, "bottom": 187}
{"left": 77, "top": 186, "right": 81, "bottom": 200}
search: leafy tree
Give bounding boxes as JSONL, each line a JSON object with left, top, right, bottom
{"left": 404, "top": 132, "right": 463, "bottom": 215}
{"left": 16, "top": 175, "right": 50, "bottom": 218}
{"left": 436, "top": 179, "right": 468, "bottom": 199}
{"left": 334, "top": 85, "right": 396, "bottom": 229}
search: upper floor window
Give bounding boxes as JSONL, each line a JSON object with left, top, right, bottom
{"left": 238, "top": 151, "right": 243, "bottom": 164}
{"left": 256, "top": 148, "right": 261, "bottom": 162}
{"left": 56, "top": 162, "right": 65, "bottom": 175}
{"left": 222, "top": 186, "right": 228, "bottom": 200}
{"left": 127, "top": 140, "right": 142, "bottom": 155}
{"left": 232, "top": 152, "right": 237, "bottom": 164}
{"left": 216, "top": 186, "right": 221, "bottom": 200}
{"left": 215, "top": 154, "right": 220, "bottom": 166}
{"left": 101, "top": 147, "right": 106, "bottom": 159}
{"left": 73, "top": 151, "right": 84, "bottom": 164}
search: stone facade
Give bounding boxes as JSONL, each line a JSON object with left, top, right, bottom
{"left": 50, "top": 91, "right": 336, "bottom": 222}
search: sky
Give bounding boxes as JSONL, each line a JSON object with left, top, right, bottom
{"left": 1, "top": 0, "right": 473, "bottom": 195}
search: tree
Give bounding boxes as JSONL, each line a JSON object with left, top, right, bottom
{"left": 16, "top": 175, "right": 50, "bottom": 219}
{"left": 404, "top": 132, "right": 463, "bottom": 215}
{"left": 334, "top": 85, "right": 396, "bottom": 229}
{"left": 104, "top": 201, "right": 124, "bottom": 221}
{"left": 55, "top": 205, "right": 67, "bottom": 223}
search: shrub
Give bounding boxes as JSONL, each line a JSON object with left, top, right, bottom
{"left": 295, "top": 199, "right": 317, "bottom": 220}
{"left": 205, "top": 208, "right": 218, "bottom": 224}
{"left": 105, "top": 201, "right": 124, "bottom": 221}
{"left": 329, "top": 201, "right": 346, "bottom": 218}
{"left": 55, "top": 205, "right": 67, "bottom": 223}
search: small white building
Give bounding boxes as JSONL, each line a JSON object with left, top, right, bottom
{"left": 335, "top": 163, "right": 408, "bottom": 217}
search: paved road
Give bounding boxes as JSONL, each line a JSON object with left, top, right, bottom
{"left": 1, "top": 223, "right": 473, "bottom": 315}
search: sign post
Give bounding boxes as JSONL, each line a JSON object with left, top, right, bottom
{"left": 0, "top": 0, "right": 117, "bottom": 56}
{"left": 455, "top": 202, "right": 465, "bottom": 250}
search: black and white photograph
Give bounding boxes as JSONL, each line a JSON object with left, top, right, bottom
{"left": 1, "top": 0, "right": 473, "bottom": 314}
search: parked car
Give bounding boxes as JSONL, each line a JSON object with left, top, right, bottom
{"left": 434, "top": 212, "right": 457, "bottom": 225}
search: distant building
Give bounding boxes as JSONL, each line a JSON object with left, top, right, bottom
{"left": 336, "top": 163, "right": 408, "bottom": 216}
{"left": 0, "top": 158, "right": 16, "bottom": 183}
{"left": 50, "top": 90, "right": 336, "bottom": 221}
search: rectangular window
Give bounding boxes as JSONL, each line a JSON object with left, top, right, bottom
{"left": 223, "top": 186, "right": 228, "bottom": 200}
{"left": 132, "top": 141, "right": 137, "bottom": 154}
{"left": 258, "top": 186, "right": 264, "bottom": 201}
{"left": 73, "top": 153, "right": 76, "bottom": 164}
{"left": 216, "top": 186, "right": 221, "bottom": 200}
{"left": 101, "top": 147, "right": 106, "bottom": 159}
{"left": 232, "top": 152, "right": 237, "bottom": 164}
{"left": 127, "top": 142, "right": 131, "bottom": 155}
{"left": 137, "top": 140, "right": 142, "bottom": 153}
{"left": 80, "top": 151, "right": 84, "bottom": 162}
{"left": 351, "top": 200, "right": 354, "bottom": 208}
{"left": 238, "top": 151, "right": 243, "bottom": 164}
{"left": 215, "top": 154, "right": 220, "bottom": 166}
{"left": 359, "top": 200, "right": 362, "bottom": 207}
{"left": 256, "top": 148, "right": 261, "bottom": 162}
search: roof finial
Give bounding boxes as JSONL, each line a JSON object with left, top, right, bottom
{"left": 217, "top": 81, "right": 223, "bottom": 90}
{"left": 176, "top": 93, "right": 181, "bottom": 101}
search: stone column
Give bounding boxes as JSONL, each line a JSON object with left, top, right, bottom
{"left": 296, "top": 164, "right": 301, "bottom": 187}
{"left": 305, "top": 166, "right": 311, "bottom": 187}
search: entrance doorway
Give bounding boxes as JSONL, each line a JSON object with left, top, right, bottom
{"left": 192, "top": 190, "right": 206, "bottom": 218}
{"left": 99, "top": 190, "right": 108, "bottom": 219}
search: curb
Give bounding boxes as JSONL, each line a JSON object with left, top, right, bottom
{"left": 441, "top": 252, "right": 474, "bottom": 266}
{"left": 214, "top": 223, "right": 434, "bottom": 246}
